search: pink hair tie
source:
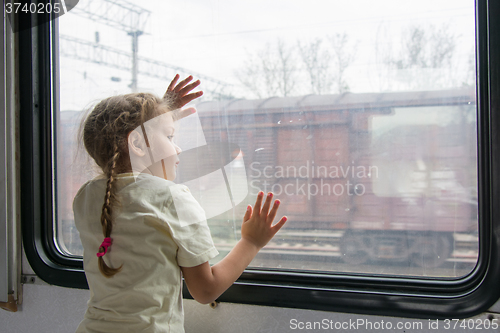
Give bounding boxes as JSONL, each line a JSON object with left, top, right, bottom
{"left": 96, "top": 237, "right": 113, "bottom": 257}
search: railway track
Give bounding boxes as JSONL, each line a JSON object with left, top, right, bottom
{"left": 215, "top": 230, "right": 478, "bottom": 261}
{"left": 212, "top": 230, "right": 478, "bottom": 277}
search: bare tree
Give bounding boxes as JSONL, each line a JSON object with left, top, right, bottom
{"left": 429, "top": 25, "right": 456, "bottom": 69}
{"left": 236, "top": 39, "right": 297, "bottom": 98}
{"left": 236, "top": 55, "right": 267, "bottom": 98}
{"left": 272, "top": 39, "right": 297, "bottom": 97}
{"left": 329, "top": 33, "right": 357, "bottom": 94}
{"left": 397, "top": 26, "right": 427, "bottom": 69}
{"left": 381, "top": 24, "right": 459, "bottom": 90}
{"left": 298, "top": 38, "right": 333, "bottom": 95}
{"left": 394, "top": 24, "right": 456, "bottom": 70}
{"left": 237, "top": 35, "right": 357, "bottom": 97}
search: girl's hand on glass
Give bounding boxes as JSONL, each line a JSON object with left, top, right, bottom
{"left": 241, "top": 191, "right": 287, "bottom": 250}
{"left": 163, "top": 74, "right": 203, "bottom": 110}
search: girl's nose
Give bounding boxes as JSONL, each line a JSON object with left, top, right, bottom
{"left": 175, "top": 144, "right": 182, "bottom": 154}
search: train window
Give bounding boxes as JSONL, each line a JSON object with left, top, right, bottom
{"left": 56, "top": 0, "right": 478, "bottom": 278}
{"left": 20, "top": 0, "right": 500, "bottom": 319}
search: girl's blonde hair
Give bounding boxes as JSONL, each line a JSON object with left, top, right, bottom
{"left": 81, "top": 92, "right": 173, "bottom": 277}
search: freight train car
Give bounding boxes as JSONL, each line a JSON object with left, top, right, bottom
{"left": 185, "top": 88, "right": 477, "bottom": 269}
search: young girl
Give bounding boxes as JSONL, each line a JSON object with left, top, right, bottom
{"left": 73, "top": 75, "right": 287, "bottom": 333}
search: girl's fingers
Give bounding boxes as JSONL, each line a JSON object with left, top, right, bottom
{"left": 166, "top": 74, "right": 180, "bottom": 92}
{"left": 243, "top": 205, "right": 252, "bottom": 222}
{"left": 178, "top": 80, "right": 201, "bottom": 96}
{"left": 254, "top": 191, "right": 264, "bottom": 216}
{"left": 271, "top": 216, "right": 288, "bottom": 233}
{"left": 173, "top": 75, "right": 193, "bottom": 92}
{"left": 179, "top": 91, "right": 203, "bottom": 106}
{"left": 266, "top": 199, "right": 280, "bottom": 224}
{"left": 260, "top": 192, "right": 273, "bottom": 218}
{"left": 176, "top": 107, "right": 197, "bottom": 120}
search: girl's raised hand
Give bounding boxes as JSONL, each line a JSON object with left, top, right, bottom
{"left": 241, "top": 191, "right": 287, "bottom": 250}
{"left": 163, "top": 74, "right": 204, "bottom": 110}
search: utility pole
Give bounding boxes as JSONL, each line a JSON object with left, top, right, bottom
{"left": 128, "top": 30, "right": 143, "bottom": 92}
{"left": 59, "top": 35, "right": 230, "bottom": 97}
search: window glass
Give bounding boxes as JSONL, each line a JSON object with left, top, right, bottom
{"left": 57, "top": 0, "right": 477, "bottom": 278}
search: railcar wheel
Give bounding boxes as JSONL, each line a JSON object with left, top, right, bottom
{"left": 411, "top": 232, "right": 452, "bottom": 268}
{"left": 340, "top": 232, "right": 369, "bottom": 265}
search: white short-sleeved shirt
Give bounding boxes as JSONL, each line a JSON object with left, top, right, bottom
{"left": 73, "top": 173, "right": 219, "bottom": 333}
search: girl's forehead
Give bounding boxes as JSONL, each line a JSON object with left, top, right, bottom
{"left": 152, "top": 110, "right": 174, "bottom": 123}
{"left": 164, "top": 112, "right": 179, "bottom": 131}
{"left": 145, "top": 111, "right": 178, "bottom": 132}
{"left": 162, "top": 112, "right": 174, "bottom": 124}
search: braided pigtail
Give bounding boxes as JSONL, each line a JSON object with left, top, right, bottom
{"left": 98, "top": 143, "right": 123, "bottom": 277}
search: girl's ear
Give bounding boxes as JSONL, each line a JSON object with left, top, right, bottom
{"left": 127, "top": 130, "right": 146, "bottom": 157}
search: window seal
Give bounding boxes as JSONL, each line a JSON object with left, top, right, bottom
{"left": 20, "top": 14, "right": 87, "bottom": 289}
{"left": 21, "top": 0, "right": 500, "bottom": 317}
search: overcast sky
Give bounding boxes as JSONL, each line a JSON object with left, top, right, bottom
{"left": 58, "top": 0, "right": 475, "bottom": 111}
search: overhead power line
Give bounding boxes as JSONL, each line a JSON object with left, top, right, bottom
{"left": 70, "top": 0, "right": 151, "bottom": 33}
{"left": 59, "top": 35, "right": 230, "bottom": 97}
{"left": 66, "top": 0, "right": 231, "bottom": 97}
